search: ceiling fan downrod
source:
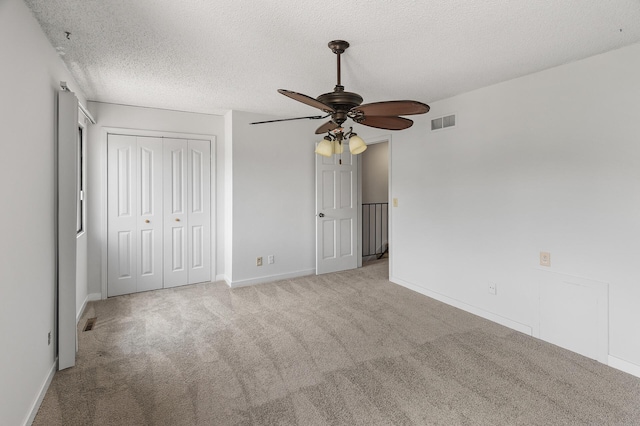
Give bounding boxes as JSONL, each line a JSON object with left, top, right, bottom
{"left": 328, "top": 40, "right": 349, "bottom": 89}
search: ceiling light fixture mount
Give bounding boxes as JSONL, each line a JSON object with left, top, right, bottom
{"left": 328, "top": 40, "right": 349, "bottom": 55}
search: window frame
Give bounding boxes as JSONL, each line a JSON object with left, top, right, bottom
{"left": 76, "top": 122, "right": 86, "bottom": 235}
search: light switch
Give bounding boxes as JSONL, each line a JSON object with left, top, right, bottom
{"left": 393, "top": 198, "right": 398, "bottom": 207}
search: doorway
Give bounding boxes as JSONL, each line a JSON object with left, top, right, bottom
{"left": 360, "top": 139, "right": 389, "bottom": 262}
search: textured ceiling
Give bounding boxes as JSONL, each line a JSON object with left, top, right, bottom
{"left": 24, "top": 0, "right": 640, "bottom": 117}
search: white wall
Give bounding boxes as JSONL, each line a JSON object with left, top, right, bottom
{"left": 85, "top": 102, "right": 226, "bottom": 295}
{"left": 0, "top": 0, "right": 87, "bottom": 424}
{"left": 226, "top": 111, "right": 317, "bottom": 286}
{"left": 384, "top": 43, "right": 640, "bottom": 373}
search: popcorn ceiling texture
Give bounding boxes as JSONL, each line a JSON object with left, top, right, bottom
{"left": 24, "top": 0, "right": 640, "bottom": 116}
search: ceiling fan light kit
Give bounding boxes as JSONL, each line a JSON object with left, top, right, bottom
{"left": 314, "top": 127, "right": 366, "bottom": 159}
{"left": 348, "top": 134, "right": 367, "bottom": 155}
{"left": 273, "top": 40, "right": 430, "bottom": 161}
{"left": 315, "top": 137, "right": 334, "bottom": 157}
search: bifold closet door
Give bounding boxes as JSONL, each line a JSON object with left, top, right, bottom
{"left": 107, "top": 135, "right": 163, "bottom": 297}
{"left": 163, "top": 139, "right": 211, "bottom": 287}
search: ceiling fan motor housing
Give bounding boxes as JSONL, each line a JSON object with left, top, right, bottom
{"left": 317, "top": 88, "right": 363, "bottom": 126}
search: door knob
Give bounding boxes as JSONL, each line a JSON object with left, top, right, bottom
{"left": 175, "top": 218, "right": 180, "bottom": 222}
{"left": 318, "top": 213, "right": 325, "bottom": 217}
{"left": 145, "top": 219, "right": 150, "bottom": 223}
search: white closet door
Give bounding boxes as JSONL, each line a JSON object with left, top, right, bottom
{"left": 108, "top": 135, "right": 163, "bottom": 296}
{"left": 107, "top": 135, "right": 138, "bottom": 297}
{"left": 163, "top": 138, "right": 212, "bottom": 286}
{"left": 108, "top": 135, "right": 211, "bottom": 296}
{"left": 136, "top": 137, "right": 164, "bottom": 292}
{"left": 163, "top": 139, "right": 189, "bottom": 287}
{"left": 187, "top": 139, "right": 211, "bottom": 284}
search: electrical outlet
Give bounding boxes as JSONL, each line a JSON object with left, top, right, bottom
{"left": 268, "top": 255, "right": 274, "bottom": 264}
{"left": 48, "top": 331, "right": 51, "bottom": 345}
{"left": 488, "top": 282, "right": 497, "bottom": 295}
{"left": 540, "top": 251, "right": 551, "bottom": 267}
{"left": 256, "top": 257, "right": 263, "bottom": 267}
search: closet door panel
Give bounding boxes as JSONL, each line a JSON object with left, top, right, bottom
{"left": 187, "top": 140, "right": 211, "bottom": 284}
{"left": 107, "top": 135, "right": 138, "bottom": 297}
{"left": 163, "top": 139, "right": 189, "bottom": 288}
{"left": 136, "top": 137, "right": 163, "bottom": 292}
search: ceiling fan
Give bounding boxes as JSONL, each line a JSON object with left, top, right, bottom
{"left": 251, "top": 40, "right": 430, "bottom": 157}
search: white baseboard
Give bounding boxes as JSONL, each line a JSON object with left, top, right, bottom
{"left": 76, "top": 293, "right": 102, "bottom": 324}
{"left": 223, "top": 274, "right": 232, "bottom": 287}
{"left": 229, "top": 269, "right": 315, "bottom": 288}
{"left": 215, "top": 274, "right": 226, "bottom": 283}
{"left": 24, "top": 357, "right": 57, "bottom": 426}
{"left": 390, "top": 276, "right": 532, "bottom": 336}
{"left": 608, "top": 355, "right": 640, "bottom": 379}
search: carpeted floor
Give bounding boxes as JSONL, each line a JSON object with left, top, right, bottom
{"left": 34, "top": 260, "right": 640, "bottom": 425}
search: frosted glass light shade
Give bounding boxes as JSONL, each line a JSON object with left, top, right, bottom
{"left": 334, "top": 140, "right": 344, "bottom": 154}
{"left": 315, "top": 138, "right": 334, "bottom": 157}
{"left": 349, "top": 134, "right": 367, "bottom": 154}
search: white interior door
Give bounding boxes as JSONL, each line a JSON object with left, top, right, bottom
{"left": 108, "top": 135, "right": 163, "bottom": 296}
{"left": 163, "top": 138, "right": 211, "bottom": 287}
{"left": 316, "top": 148, "right": 358, "bottom": 274}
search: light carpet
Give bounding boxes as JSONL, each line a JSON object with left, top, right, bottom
{"left": 34, "top": 260, "right": 640, "bottom": 425}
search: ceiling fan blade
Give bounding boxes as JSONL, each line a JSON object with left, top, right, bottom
{"left": 315, "top": 120, "right": 339, "bottom": 134}
{"left": 352, "top": 100, "right": 430, "bottom": 117}
{"left": 250, "top": 114, "right": 328, "bottom": 125}
{"left": 278, "top": 89, "right": 335, "bottom": 113}
{"left": 358, "top": 116, "right": 414, "bottom": 130}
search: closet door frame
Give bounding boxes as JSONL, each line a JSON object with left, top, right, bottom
{"left": 100, "top": 127, "right": 216, "bottom": 299}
